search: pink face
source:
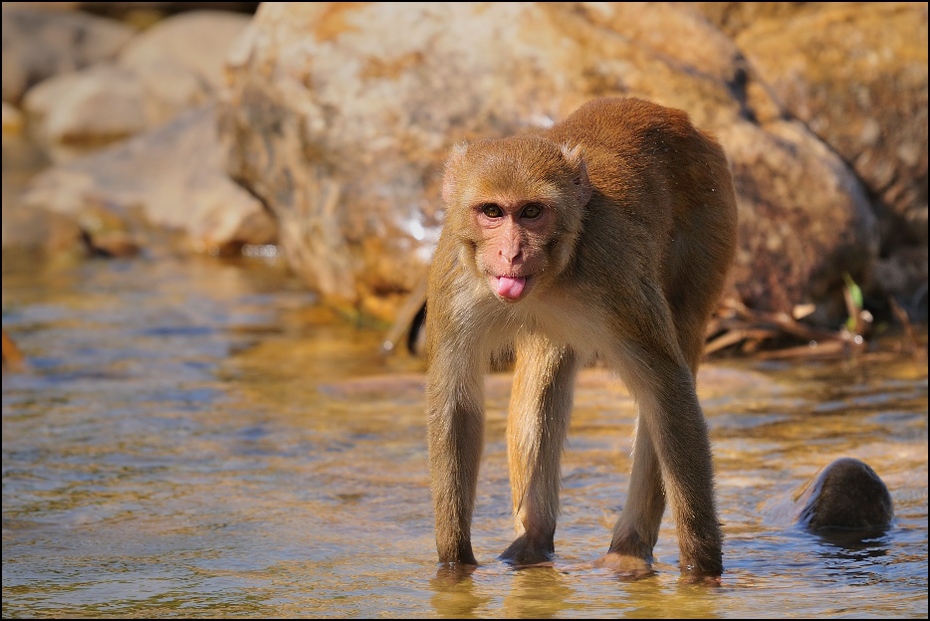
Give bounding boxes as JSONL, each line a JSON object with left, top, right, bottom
{"left": 474, "top": 199, "right": 554, "bottom": 302}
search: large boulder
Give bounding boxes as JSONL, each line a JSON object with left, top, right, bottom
{"left": 20, "top": 104, "right": 277, "bottom": 256}
{"left": 736, "top": 2, "right": 928, "bottom": 314}
{"left": 8, "top": 9, "right": 274, "bottom": 259}
{"left": 218, "top": 2, "right": 881, "bottom": 324}
{"left": 21, "top": 10, "right": 252, "bottom": 162}
{"left": 694, "top": 2, "right": 835, "bottom": 37}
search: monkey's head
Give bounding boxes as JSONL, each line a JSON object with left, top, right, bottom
{"left": 440, "top": 135, "right": 591, "bottom": 303}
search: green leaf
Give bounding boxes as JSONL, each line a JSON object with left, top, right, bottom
{"left": 843, "top": 272, "right": 863, "bottom": 331}
{"left": 843, "top": 273, "right": 863, "bottom": 309}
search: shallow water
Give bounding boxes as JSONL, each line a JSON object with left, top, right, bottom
{"left": 2, "top": 250, "right": 927, "bottom": 619}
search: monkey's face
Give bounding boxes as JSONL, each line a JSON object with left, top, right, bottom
{"left": 441, "top": 135, "right": 590, "bottom": 304}
{"left": 471, "top": 198, "right": 556, "bottom": 302}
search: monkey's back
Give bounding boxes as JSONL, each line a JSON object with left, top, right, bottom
{"left": 546, "top": 97, "right": 732, "bottom": 218}
{"left": 546, "top": 97, "right": 738, "bottom": 369}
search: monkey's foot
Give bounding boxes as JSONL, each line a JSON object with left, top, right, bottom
{"left": 677, "top": 557, "right": 723, "bottom": 585}
{"left": 678, "top": 536, "right": 724, "bottom": 582}
{"left": 593, "top": 552, "right": 655, "bottom": 580}
{"left": 499, "top": 534, "right": 555, "bottom": 568}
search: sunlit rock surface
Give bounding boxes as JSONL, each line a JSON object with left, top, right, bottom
{"left": 217, "top": 2, "right": 887, "bottom": 323}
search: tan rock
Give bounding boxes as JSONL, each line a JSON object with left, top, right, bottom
{"left": 117, "top": 10, "right": 253, "bottom": 92}
{"left": 23, "top": 65, "right": 149, "bottom": 161}
{"left": 20, "top": 10, "right": 250, "bottom": 162}
{"left": 1, "top": 102, "right": 23, "bottom": 135}
{"left": 1, "top": 196, "right": 86, "bottom": 263}
{"left": 21, "top": 104, "right": 277, "bottom": 256}
{"left": 218, "top": 1, "right": 881, "bottom": 324}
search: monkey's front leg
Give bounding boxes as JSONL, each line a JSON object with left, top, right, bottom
{"left": 501, "top": 336, "right": 578, "bottom": 566}
{"left": 426, "top": 353, "right": 484, "bottom": 567}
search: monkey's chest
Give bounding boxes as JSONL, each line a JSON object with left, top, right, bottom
{"left": 503, "top": 297, "right": 607, "bottom": 362}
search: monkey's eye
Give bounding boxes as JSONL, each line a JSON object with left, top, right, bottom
{"left": 480, "top": 203, "right": 504, "bottom": 218}
{"left": 522, "top": 203, "right": 544, "bottom": 219}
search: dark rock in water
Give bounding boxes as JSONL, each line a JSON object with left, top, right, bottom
{"left": 795, "top": 457, "right": 894, "bottom": 535}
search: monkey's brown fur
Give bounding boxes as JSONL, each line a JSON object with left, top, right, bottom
{"left": 426, "top": 97, "right": 738, "bottom": 579}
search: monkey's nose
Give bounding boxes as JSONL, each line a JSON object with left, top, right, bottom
{"left": 500, "top": 245, "right": 522, "bottom": 264}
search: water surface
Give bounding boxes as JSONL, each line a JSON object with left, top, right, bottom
{"left": 2, "top": 252, "right": 927, "bottom": 619}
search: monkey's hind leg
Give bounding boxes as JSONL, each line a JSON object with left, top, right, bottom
{"left": 500, "top": 335, "right": 578, "bottom": 567}
{"left": 594, "top": 417, "right": 664, "bottom": 578}
{"left": 594, "top": 307, "right": 722, "bottom": 580}
{"left": 616, "top": 348, "right": 722, "bottom": 580}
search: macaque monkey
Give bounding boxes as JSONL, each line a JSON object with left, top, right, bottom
{"left": 425, "top": 97, "right": 738, "bottom": 580}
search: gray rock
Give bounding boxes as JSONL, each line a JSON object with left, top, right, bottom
{"left": 736, "top": 2, "right": 928, "bottom": 308}
{"left": 795, "top": 457, "right": 894, "bottom": 535}
{"left": 1, "top": 7, "right": 134, "bottom": 104}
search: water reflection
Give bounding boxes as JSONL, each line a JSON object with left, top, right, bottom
{"left": 500, "top": 568, "right": 575, "bottom": 619}
{"left": 814, "top": 528, "right": 892, "bottom": 570}
{"left": 429, "top": 568, "right": 489, "bottom": 619}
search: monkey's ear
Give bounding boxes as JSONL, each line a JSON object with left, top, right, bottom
{"left": 560, "top": 143, "right": 584, "bottom": 165}
{"left": 561, "top": 143, "right": 592, "bottom": 205}
{"left": 442, "top": 142, "right": 469, "bottom": 204}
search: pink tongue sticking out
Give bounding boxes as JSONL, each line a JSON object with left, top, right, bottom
{"left": 496, "top": 276, "right": 526, "bottom": 300}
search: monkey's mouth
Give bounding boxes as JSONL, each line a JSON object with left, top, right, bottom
{"left": 493, "top": 275, "right": 529, "bottom": 301}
